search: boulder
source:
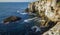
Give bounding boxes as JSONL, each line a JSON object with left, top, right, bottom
{"left": 25, "top": 8, "right": 29, "bottom": 12}
{"left": 3, "top": 16, "right": 21, "bottom": 24}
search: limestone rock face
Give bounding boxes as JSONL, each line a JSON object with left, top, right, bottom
{"left": 28, "top": 0, "right": 60, "bottom": 35}
{"left": 28, "top": 0, "right": 60, "bottom": 22}
{"left": 43, "top": 22, "right": 60, "bottom": 35}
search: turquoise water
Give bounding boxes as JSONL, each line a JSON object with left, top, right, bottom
{"left": 0, "top": 2, "right": 40, "bottom": 35}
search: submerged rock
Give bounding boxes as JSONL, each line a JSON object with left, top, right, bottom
{"left": 3, "top": 16, "right": 21, "bottom": 24}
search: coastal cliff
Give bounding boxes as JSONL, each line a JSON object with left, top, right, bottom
{"left": 27, "top": 0, "right": 60, "bottom": 35}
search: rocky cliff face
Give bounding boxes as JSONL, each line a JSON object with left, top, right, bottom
{"left": 28, "top": 0, "right": 60, "bottom": 22}
{"left": 28, "top": 0, "right": 60, "bottom": 35}
{"left": 43, "top": 22, "right": 60, "bottom": 35}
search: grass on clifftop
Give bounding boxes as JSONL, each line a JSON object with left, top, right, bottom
{"left": 57, "top": 1, "right": 60, "bottom": 5}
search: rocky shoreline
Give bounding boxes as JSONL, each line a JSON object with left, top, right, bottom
{"left": 26, "top": 0, "right": 60, "bottom": 35}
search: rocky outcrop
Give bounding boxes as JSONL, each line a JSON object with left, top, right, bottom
{"left": 28, "top": 0, "right": 60, "bottom": 21}
{"left": 28, "top": 0, "right": 60, "bottom": 35}
{"left": 43, "top": 22, "right": 60, "bottom": 35}
{"left": 3, "top": 16, "right": 21, "bottom": 24}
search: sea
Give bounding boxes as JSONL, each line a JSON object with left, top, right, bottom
{"left": 0, "top": 2, "right": 41, "bottom": 35}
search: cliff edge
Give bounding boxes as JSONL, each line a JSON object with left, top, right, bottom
{"left": 27, "top": 0, "right": 60, "bottom": 35}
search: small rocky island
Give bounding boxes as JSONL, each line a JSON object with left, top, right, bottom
{"left": 3, "top": 16, "right": 21, "bottom": 24}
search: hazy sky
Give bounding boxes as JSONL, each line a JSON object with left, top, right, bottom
{"left": 0, "top": 0, "right": 37, "bottom": 2}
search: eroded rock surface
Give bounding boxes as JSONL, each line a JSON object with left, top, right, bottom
{"left": 43, "top": 22, "right": 60, "bottom": 35}
{"left": 27, "top": 0, "right": 60, "bottom": 35}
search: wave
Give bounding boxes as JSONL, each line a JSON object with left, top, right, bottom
{"left": 24, "top": 17, "right": 37, "bottom": 23}
{"left": 31, "top": 26, "right": 41, "bottom": 32}
{"left": 17, "top": 10, "right": 28, "bottom": 15}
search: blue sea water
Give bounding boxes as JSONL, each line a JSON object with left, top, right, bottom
{"left": 0, "top": 2, "right": 29, "bottom": 21}
{"left": 0, "top": 2, "right": 40, "bottom": 35}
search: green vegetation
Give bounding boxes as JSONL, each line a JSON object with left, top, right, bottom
{"left": 57, "top": 1, "right": 60, "bottom": 5}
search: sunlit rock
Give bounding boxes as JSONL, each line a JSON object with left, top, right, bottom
{"left": 28, "top": 0, "right": 60, "bottom": 34}
{"left": 43, "top": 22, "right": 60, "bottom": 35}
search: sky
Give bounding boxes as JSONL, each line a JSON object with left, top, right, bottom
{"left": 0, "top": 0, "right": 38, "bottom": 2}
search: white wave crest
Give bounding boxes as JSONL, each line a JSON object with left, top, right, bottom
{"left": 17, "top": 10, "right": 28, "bottom": 15}
{"left": 24, "top": 17, "right": 37, "bottom": 22}
{"left": 31, "top": 26, "right": 41, "bottom": 32}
